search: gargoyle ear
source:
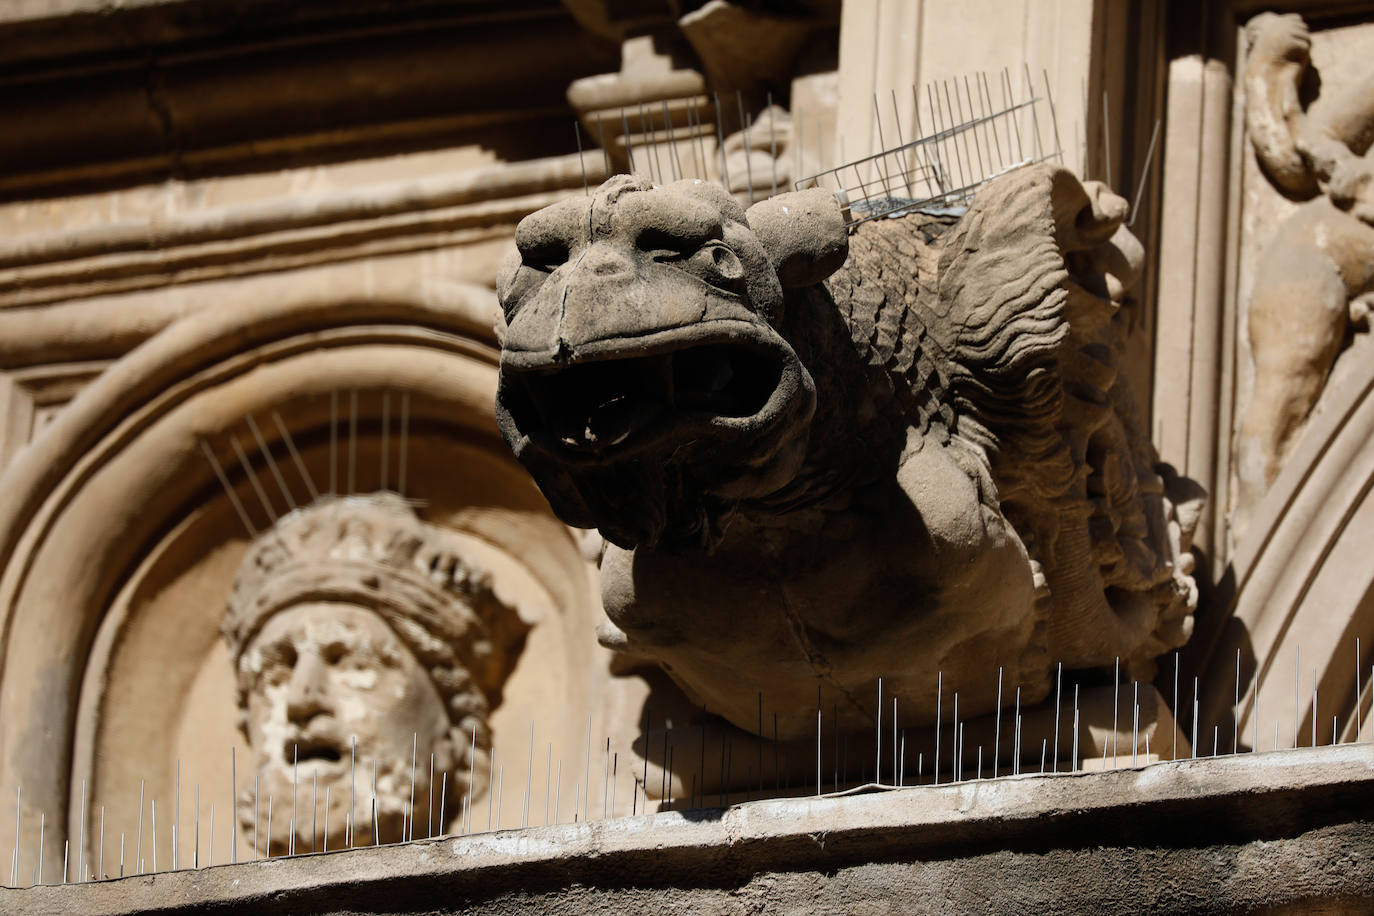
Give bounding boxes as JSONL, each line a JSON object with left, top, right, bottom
{"left": 745, "top": 188, "right": 849, "bottom": 288}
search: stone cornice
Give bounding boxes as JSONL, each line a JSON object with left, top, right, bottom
{"left": 4, "top": 747, "right": 1372, "bottom": 913}
{"left": 0, "top": 152, "right": 610, "bottom": 310}
{"left": 0, "top": 0, "right": 618, "bottom": 198}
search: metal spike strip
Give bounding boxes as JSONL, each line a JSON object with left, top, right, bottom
{"left": 17, "top": 642, "right": 1374, "bottom": 888}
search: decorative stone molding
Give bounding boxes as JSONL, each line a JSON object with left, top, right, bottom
{"left": 1199, "top": 333, "right": 1374, "bottom": 747}
{"left": 0, "top": 274, "right": 600, "bottom": 875}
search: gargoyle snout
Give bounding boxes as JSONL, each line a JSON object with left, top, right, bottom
{"left": 584, "top": 244, "right": 633, "bottom": 278}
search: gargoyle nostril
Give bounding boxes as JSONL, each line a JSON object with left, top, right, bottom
{"left": 589, "top": 252, "right": 630, "bottom": 276}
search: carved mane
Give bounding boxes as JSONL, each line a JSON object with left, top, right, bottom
{"left": 825, "top": 166, "right": 1202, "bottom": 677}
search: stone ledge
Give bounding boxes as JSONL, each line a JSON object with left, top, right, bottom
{"left": 7, "top": 745, "right": 1373, "bottom": 914}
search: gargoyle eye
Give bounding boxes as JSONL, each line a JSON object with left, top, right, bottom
{"left": 520, "top": 241, "right": 570, "bottom": 273}
{"left": 636, "top": 228, "right": 696, "bottom": 262}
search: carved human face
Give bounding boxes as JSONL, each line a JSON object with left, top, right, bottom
{"left": 238, "top": 603, "right": 454, "bottom": 851}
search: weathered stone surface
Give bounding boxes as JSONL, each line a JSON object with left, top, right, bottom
{"left": 8, "top": 747, "right": 1372, "bottom": 914}
{"left": 496, "top": 167, "right": 1202, "bottom": 742}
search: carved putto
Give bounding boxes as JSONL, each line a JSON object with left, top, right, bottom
{"left": 495, "top": 167, "right": 1202, "bottom": 741}
{"left": 1234, "top": 12, "right": 1374, "bottom": 535}
{"left": 223, "top": 493, "right": 528, "bottom": 851}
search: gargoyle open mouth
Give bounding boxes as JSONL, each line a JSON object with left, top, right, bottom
{"left": 502, "top": 337, "right": 792, "bottom": 458}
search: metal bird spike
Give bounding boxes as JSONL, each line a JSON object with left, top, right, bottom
{"left": 890, "top": 88, "right": 915, "bottom": 195}
{"left": 934, "top": 671, "right": 942, "bottom": 785}
{"left": 523, "top": 724, "right": 533, "bottom": 828}
{"left": 1043, "top": 69, "right": 1064, "bottom": 165}
{"left": 1295, "top": 644, "right": 1301, "bottom": 748}
{"left": 270, "top": 410, "right": 320, "bottom": 502}
{"left": 1173, "top": 651, "right": 1180, "bottom": 760}
{"left": 246, "top": 414, "right": 294, "bottom": 511}
{"left": 230, "top": 746, "right": 238, "bottom": 863}
{"left": 994, "top": 666, "right": 1003, "bottom": 777}
{"left": 1053, "top": 661, "right": 1062, "bottom": 773}
{"left": 876, "top": 676, "right": 882, "bottom": 785}
{"left": 328, "top": 390, "right": 339, "bottom": 495}
{"left": 200, "top": 440, "right": 257, "bottom": 536}
{"left": 692, "top": 96, "right": 709, "bottom": 180}
{"left": 714, "top": 92, "right": 731, "bottom": 192}
{"left": 1133, "top": 682, "right": 1140, "bottom": 766}
{"left": 1358, "top": 638, "right": 1364, "bottom": 743}
{"left": 575, "top": 120, "right": 589, "bottom": 195}
{"left": 959, "top": 76, "right": 987, "bottom": 180}
{"left": 78, "top": 777, "right": 86, "bottom": 882}
{"left": 347, "top": 389, "right": 358, "bottom": 494}
{"left": 379, "top": 390, "right": 390, "bottom": 491}
{"left": 737, "top": 91, "right": 755, "bottom": 205}
{"left": 438, "top": 773, "right": 446, "bottom": 838}
{"left": 663, "top": 100, "right": 683, "bottom": 181}
{"left": 1101, "top": 89, "right": 1112, "bottom": 188}
{"left": 1022, "top": 65, "right": 1045, "bottom": 161}
{"left": 1235, "top": 648, "right": 1241, "bottom": 754}
{"left": 1002, "top": 69, "right": 1025, "bottom": 162}
{"left": 640, "top": 102, "right": 665, "bottom": 184}
{"left": 136, "top": 779, "right": 146, "bottom": 874}
{"left": 585, "top": 713, "right": 594, "bottom": 824}
{"left": 1113, "top": 657, "right": 1120, "bottom": 767}
{"left": 767, "top": 91, "right": 778, "bottom": 198}
{"left": 10, "top": 786, "right": 18, "bottom": 887}
{"left": 620, "top": 107, "right": 637, "bottom": 177}
{"left": 596, "top": 112, "right": 611, "bottom": 178}
{"left": 637, "top": 103, "right": 654, "bottom": 183}
{"left": 978, "top": 73, "right": 1005, "bottom": 168}
{"left": 408, "top": 733, "right": 417, "bottom": 842}
{"left": 231, "top": 435, "right": 276, "bottom": 522}
{"left": 1129, "top": 118, "right": 1162, "bottom": 228}
{"left": 291, "top": 745, "right": 299, "bottom": 855}
{"left": 1073, "top": 684, "right": 1080, "bottom": 770}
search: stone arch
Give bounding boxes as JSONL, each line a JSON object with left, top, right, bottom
{"left": 1198, "top": 339, "right": 1374, "bottom": 751}
{"left": 0, "top": 275, "right": 602, "bottom": 874}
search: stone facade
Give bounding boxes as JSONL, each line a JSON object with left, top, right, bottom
{"left": 0, "top": 0, "right": 1370, "bottom": 911}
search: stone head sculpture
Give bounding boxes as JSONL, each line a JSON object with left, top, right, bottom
{"left": 223, "top": 493, "right": 528, "bottom": 850}
{"left": 495, "top": 169, "right": 1202, "bottom": 750}
{"left": 496, "top": 175, "right": 846, "bottom": 549}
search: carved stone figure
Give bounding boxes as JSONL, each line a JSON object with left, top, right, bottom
{"left": 494, "top": 167, "right": 1201, "bottom": 741}
{"left": 223, "top": 493, "right": 528, "bottom": 851}
{"left": 1235, "top": 12, "right": 1374, "bottom": 535}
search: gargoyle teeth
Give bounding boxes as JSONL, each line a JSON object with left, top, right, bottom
{"left": 509, "top": 341, "right": 787, "bottom": 456}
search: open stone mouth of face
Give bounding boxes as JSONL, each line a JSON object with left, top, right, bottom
{"left": 284, "top": 734, "right": 345, "bottom": 767}
{"left": 507, "top": 341, "right": 786, "bottom": 456}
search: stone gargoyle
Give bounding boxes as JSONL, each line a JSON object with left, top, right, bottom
{"left": 494, "top": 165, "right": 1203, "bottom": 741}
